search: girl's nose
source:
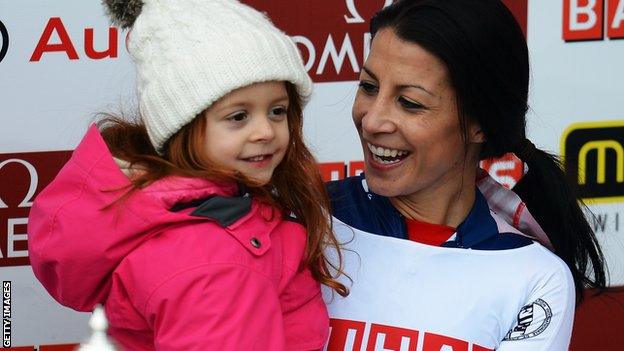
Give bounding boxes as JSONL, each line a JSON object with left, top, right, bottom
{"left": 250, "top": 116, "right": 276, "bottom": 142}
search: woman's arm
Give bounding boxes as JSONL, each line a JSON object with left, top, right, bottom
{"left": 497, "top": 260, "right": 575, "bottom": 351}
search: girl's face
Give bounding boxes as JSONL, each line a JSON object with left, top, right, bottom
{"left": 352, "top": 28, "right": 483, "bottom": 199}
{"left": 202, "top": 81, "right": 290, "bottom": 185}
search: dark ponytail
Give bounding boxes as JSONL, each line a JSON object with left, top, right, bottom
{"left": 513, "top": 142, "right": 606, "bottom": 302}
{"left": 371, "top": 0, "right": 607, "bottom": 303}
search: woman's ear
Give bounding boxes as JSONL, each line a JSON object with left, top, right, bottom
{"left": 469, "top": 121, "right": 486, "bottom": 144}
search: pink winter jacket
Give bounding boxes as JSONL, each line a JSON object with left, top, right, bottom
{"left": 28, "top": 125, "right": 329, "bottom": 350}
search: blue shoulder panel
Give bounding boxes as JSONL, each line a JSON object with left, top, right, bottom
{"left": 327, "top": 175, "right": 407, "bottom": 240}
{"left": 443, "top": 189, "right": 533, "bottom": 250}
{"left": 327, "top": 174, "right": 533, "bottom": 250}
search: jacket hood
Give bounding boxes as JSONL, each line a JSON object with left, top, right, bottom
{"left": 28, "top": 124, "right": 240, "bottom": 311}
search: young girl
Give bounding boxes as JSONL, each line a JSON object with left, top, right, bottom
{"left": 28, "top": 0, "right": 346, "bottom": 349}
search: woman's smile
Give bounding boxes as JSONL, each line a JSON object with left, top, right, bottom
{"left": 366, "top": 142, "right": 411, "bottom": 169}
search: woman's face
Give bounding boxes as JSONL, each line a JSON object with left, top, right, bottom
{"left": 353, "top": 28, "right": 483, "bottom": 199}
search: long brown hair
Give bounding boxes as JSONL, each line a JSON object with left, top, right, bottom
{"left": 99, "top": 82, "right": 348, "bottom": 296}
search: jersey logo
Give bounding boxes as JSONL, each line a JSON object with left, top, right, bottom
{"left": 503, "top": 298, "right": 553, "bottom": 340}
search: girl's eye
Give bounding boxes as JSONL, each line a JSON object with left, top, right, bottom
{"left": 227, "top": 112, "right": 247, "bottom": 122}
{"left": 269, "top": 106, "right": 288, "bottom": 121}
{"left": 358, "top": 81, "right": 378, "bottom": 95}
{"left": 398, "top": 97, "right": 424, "bottom": 110}
{"left": 270, "top": 106, "right": 287, "bottom": 116}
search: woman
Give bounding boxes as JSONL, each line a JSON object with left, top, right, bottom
{"left": 325, "top": 0, "right": 606, "bottom": 350}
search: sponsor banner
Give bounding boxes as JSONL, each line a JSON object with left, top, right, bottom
{"left": 563, "top": 0, "right": 624, "bottom": 41}
{"left": 608, "top": 0, "right": 624, "bottom": 38}
{"left": 29, "top": 17, "right": 120, "bottom": 62}
{"left": 0, "top": 2, "right": 135, "bottom": 154}
{"left": 561, "top": 120, "right": 624, "bottom": 288}
{"left": 0, "top": 151, "right": 71, "bottom": 267}
{"left": 561, "top": 120, "right": 624, "bottom": 203}
{"left": 528, "top": 8, "right": 623, "bottom": 333}
{"left": 243, "top": 0, "right": 382, "bottom": 82}
{"left": 0, "top": 0, "right": 622, "bottom": 349}
{"left": 563, "top": 0, "right": 605, "bottom": 41}
{"left": 243, "top": 0, "right": 526, "bottom": 83}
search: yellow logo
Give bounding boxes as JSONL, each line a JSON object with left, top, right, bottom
{"left": 562, "top": 121, "right": 624, "bottom": 203}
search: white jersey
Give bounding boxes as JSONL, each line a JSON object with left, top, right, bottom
{"left": 323, "top": 218, "right": 575, "bottom": 351}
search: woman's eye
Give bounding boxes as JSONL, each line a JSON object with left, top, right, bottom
{"left": 398, "top": 97, "right": 424, "bottom": 110}
{"left": 227, "top": 112, "right": 247, "bottom": 122}
{"left": 358, "top": 81, "right": 378, "bottom": 95}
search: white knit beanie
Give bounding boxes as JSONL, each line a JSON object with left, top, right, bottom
{"left": 102, "top": 0, "right": 313, "bottom": 153}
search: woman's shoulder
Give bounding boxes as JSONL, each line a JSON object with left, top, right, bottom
{"left": 326, "top": 175, "right": 406, "bottom": 236}
{"left": 326, "top": 174, "right": 369, "bottom": 201}
{"left": 518, "top": 241, "right": 573, "bottom": 278}
{"left": 326, "top": 175, "right": 373, "bottom": 221}
{"left": 469, "top": 239, "right": 574, "bottom": 292}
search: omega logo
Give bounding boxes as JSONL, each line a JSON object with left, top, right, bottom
{"left": 0, "top": 20, "right": 8, "bottom": 62}
{"left": 0, "top": 159, "right": 38, "bottom": 209}
{"left": 344, "top": 0, "right": 392, "bottom": 24}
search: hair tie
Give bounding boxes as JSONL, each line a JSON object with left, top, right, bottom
{"left": 515, "top": 139, "right": 536, "bottom": 162}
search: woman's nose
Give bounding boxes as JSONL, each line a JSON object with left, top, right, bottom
{"left": 360, "top": 97, "right": 397, "bottom": 135}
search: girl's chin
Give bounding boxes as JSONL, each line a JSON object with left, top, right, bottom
{"left": 238, "top": 171, "right": 273, "bottom": 186}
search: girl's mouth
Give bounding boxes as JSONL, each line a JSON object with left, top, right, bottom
{"left": 242, "top": 154, "right": 273, "bottom": 168}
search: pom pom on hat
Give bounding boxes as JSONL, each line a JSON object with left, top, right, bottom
{"left": 102, "top": 0, "right": 144, "bottom": 29}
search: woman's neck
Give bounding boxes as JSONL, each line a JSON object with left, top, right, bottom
{"left": 389, "top": 169, "right": 477, "bottom": 227}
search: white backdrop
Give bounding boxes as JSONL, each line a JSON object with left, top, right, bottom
{"left": 1, "top": 0, "right": 623, "bottom": 349}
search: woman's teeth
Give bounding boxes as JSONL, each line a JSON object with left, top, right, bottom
{"left": 372, "top": 154, "right": 401, "bottom": 164}
{"left": 367, "top": 143, "right": 409, "bottom": 164}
